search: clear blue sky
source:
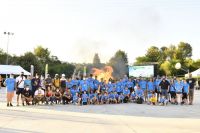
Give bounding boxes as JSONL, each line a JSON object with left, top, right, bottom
{"left": 0, "top": 0, "right": 200, "bottom": 63}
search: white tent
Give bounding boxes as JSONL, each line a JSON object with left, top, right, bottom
{"left": 0, "top": 65, "right": 31, "bottom": 75}
{"left": 185, "top": 68, "right": 200, "bottom": 77}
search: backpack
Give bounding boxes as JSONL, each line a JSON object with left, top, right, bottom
{"left": 136, "top": 97, "right": 143, "bottom": 104}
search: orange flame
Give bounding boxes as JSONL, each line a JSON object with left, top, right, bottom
{"left": 92, "top": 66, "right": 113, "bottom": 83}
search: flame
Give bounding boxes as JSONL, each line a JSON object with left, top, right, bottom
{"left": 92, "top": 66, "right": 113, "bottom": 83}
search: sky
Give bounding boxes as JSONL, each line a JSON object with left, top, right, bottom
{"left": 0, "top": 0, "right": 200, "bottom": 64}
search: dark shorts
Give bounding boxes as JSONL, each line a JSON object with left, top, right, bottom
{"left": 182, "top": 93, "right": 188, "bottom": 99}
{"left": 82, "top": 102, "right": 87, "bottom": 105}
{"left": 170, "top": 91, "right": 176, "bottom": 99}
{"left": 16, "top": 88, "right": 24, "bottom": 95}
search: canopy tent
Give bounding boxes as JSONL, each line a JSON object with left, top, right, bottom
{"left": 0, "top": 65, "right": 31, "bottom": 75}
{"left": 185, "top": 68, "right": 200, "bottom": 77}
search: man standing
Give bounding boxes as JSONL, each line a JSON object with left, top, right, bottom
{"left": 16, "top": 72, "right": 26, "bottom": 106}
{"left": 159, "top": 77, "right": 170, "bottom": 100}
{"left": 187, "top": 74, "right": 196, "bottom": 105}
{"left": 4, "top": 74, "right": 16, "bottom": 106}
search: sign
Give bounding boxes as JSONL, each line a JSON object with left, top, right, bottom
{"left": 129, "top": 65, "right": 154, "bottom": 77}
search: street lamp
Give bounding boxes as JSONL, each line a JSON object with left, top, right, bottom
{"left": 4, "top": 32, "right": 14, "bottom": 65}
{"left": 175, "top": 62, "right": 190, "bottom": 77}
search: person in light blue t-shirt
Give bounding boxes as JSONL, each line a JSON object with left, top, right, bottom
{"left": 147, "top": 78, "right": 155, "bottom": 100}
{"left": 4, "top": 74, "right": 16, "bottom": 107}
{"left": 182, "top": 79, "right": 189, "bottom": 104}
{"left": 169, "top": 80, "right": 176, "bottom": 104}
{"left": 82, "top": 91, "right": 88, "bottom": 105}
{"left": 24, "top": 75, "right": 32, "bottom": 91}
{"left": 73, "top": 92, "right": 81, "bottom": 105}
{"left": 175, "top": 78, "right": 183, "bottom": 104}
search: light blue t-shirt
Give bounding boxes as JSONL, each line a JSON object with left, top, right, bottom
{"left": 5, "top": 78, "right": 15, "bottom": 92}
{"left": 24, "top": 79, "right": 32, "bottom": 90}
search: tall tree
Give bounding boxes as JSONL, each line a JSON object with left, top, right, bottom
{"left": 34, "top": 45, "right": 51, "bottom": 63}
{"left": 108, "top": 50, "right": 128, "bottom": 79}
{"left": 145, "top": 46, "right": 160, "bottom": 62}
{"left": 93, "top": 53, "right": 101, "bottom": 68}
{"left": 176, "top": 42, "right": 192, "bottom": 60}
{"left": 17, "top": 52, "right": 43, "bottom": 74}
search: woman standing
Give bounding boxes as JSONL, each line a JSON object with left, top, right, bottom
{"left": 4, "top": 74, "right": 16, "bottom": 107}
{"left": 175, "top": 78, "right": 183, "bottom": 105}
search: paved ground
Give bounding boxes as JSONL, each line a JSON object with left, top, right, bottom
{"left": 0, "top": 87, "right": 200, "bottom": 133}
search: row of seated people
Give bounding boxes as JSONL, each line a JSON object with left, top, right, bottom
{"left": 21, "top": 85, "right": 146, "bottom": 106}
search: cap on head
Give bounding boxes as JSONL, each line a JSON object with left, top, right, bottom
{"left": 62, "top": 74, "right": 65, "bottom": 77}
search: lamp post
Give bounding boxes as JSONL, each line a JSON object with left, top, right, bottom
{"left": 4, "top": 32, "right": 14, "bottom": 65}
{"left": 175, "top": 62, "right": 190, "bottom": 78}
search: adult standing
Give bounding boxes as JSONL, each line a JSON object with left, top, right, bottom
{"left": 16, "top": 72, "right": 26, "bottom": 106}
{"left": 60, "top": 74, "right": 67, "bottom": 95}
{"left": 186, "top": 74, "right": 196, "bottom": 105}
{"left": 31, "top": 74, "right": 41, "bottom": 97}
{"left": 159, "top": 77, "right": 170, "bottom": 99}
{"left": 4, "top": 74, "right": 16, "bottom": 106}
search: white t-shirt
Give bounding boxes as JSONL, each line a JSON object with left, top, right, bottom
{"left": 34, "top": 89, "right": 45, "bottom": 96}
{"left": 16, "top": 76, "right": 26, "bottom": 88}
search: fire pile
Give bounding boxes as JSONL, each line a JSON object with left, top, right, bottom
{"left": 92, "top": 66, "right": 113, "bottom": 83}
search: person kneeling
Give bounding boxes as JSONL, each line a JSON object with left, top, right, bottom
{"left": 45, "top": 86, "right": 54, "bottom": 105}
{"left": 22, "top": 86, "right": 33, "bottom": 106}
{"left": 82, "top": 91, "right": 89, "bottom": 105}
{"left": 33, "top": 87, "right": 45, "bottom": 105}
{"left": 73, "top": 92, "right": 81, "bottom": 105}
{"left": 62, "top": 89, "right": 72, "bottom": 105}
{"left": 159, "top": 95, "right": 168, "bottom": 106}
{"left": 54, "top": 88, "right": 62, "bottom": 104}
{"left": 108, "top": 91, "right": 117, "bottom": 104}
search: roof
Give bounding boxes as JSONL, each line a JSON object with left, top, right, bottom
{"left": 0, "top": 65, "right": 31, "bottom": 75}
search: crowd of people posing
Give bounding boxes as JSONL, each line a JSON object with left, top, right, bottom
{"left": 3, "top": 72, "right": 196, "bottom": 107}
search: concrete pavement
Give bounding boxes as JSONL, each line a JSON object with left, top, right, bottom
{"left": 0, "top": 106, "right": 200, "bottom": 133}
{"left": 0, "top": 87, "right": 200, "bottom": 133}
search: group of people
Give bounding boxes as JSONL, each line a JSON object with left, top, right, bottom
{"left": 2, "top": 72, "right": 196, "bottom": 107}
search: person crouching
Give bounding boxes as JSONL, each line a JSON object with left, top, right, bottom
{"left": 22, "top": 86, "right": 33, "bottom": 106}
{"left": 54, "top": 88, "right": 62, "bottom": 104}
{"left": 73, "top": 92, "right": 81, "bottom": 105}
{"left": 33, "top": 87, "right": 45, "bottom": 105}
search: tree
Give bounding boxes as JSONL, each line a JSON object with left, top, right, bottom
{"left": 108, "top": 50, "right": 128, "bottom": 79}
{"left": 145, "top": 46, "right": 160, "bottom": 62}
{"left": 176, "top": 42, "right": 192, "bottom": 60}
{"left": 93, "top": 53, "right": 101, "bottom": 68}
{"left": 0, "top": 49, "right": 7, "bottom": 64}
{"left": 48, "top": 63, "right": 75, "bottom": 78}
{"left": 135, "top": 56, "right": 149, "bottom": 65}
{"left": 34, "top": 45, "right": 51, "bottom": 63}
{"left": 17, "top": 52, "right": 43, "bottom": 74}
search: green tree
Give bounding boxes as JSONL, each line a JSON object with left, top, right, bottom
{"left": 145, "top": 46, "right": 160, "bottom": 62}
{"left": 48, "top": 63, "right": 75, "bottom": 78}
{"left": 17, "top": 52, "right": 43, "bottom": 74}
{"left": 34, "top": 45, "right": 51, "bottom": 63}
{"left": 176, "top": 42, "right": 192, "bottom": 60}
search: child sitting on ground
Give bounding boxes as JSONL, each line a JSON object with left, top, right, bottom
{"left": 149, "top": 92, "right": 157, "bottom": 105}
{"left": 159, "top": 95, "right": 168, "bottom": 106}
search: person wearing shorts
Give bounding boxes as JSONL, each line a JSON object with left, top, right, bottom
{"left": 182, "top": 79, "right": 189, "bottom": 105}
{"left": 4, "top": 74, "right": 16, "bottom": 107}
{"left": 169, "top": 80, "right": 176, "bottom": 104}
{"left": 16, "top": 72, "right": 26, "bottom": 106}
